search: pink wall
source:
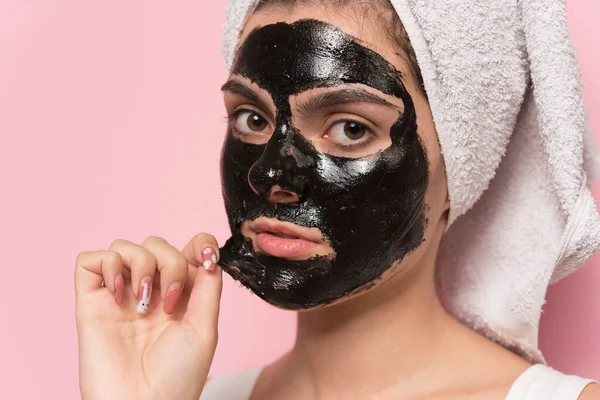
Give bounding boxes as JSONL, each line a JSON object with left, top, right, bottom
{"left": 0, "top": 1, "right": 597, "bottom": 398}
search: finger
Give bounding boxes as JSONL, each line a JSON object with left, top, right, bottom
{"left": 141, "top": 236, "right": 189, "bottom": 314}
{"left": 74, "top": 250, "right": 125, "bottom": 305}
{"left": 109, "top": 239, "right": 157, "bottom": 314}
{"left": 180, "top": 233, "right": 220, "bottom": 269}
{"left": 181, "top": 234, "right": 223, "bottom": 338}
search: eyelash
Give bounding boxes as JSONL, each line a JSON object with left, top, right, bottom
{"left": 227, "top": 108, "right": 267, "bottom": 136}
{"left": 327, "top": 118, "right": 377, "bottom": 151}
{"left": 227, "top": 108, "right": 378, "bottom": 150}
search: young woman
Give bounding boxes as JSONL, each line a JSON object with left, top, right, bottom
{"left": 75, "top": 0, "right": 600, "bottom": 399}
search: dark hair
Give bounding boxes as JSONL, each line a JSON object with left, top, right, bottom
{"left": 254, "top": 0, "right": 426, "bottom": 97}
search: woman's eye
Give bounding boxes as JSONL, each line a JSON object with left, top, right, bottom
{"left": 235, "top": 111, "right": 268, "bottom": 134}
{"left": 326, "top": 121, "right": 369, "bottom": 144}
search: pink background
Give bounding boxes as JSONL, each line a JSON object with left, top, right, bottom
{"left": 0, "top": 1, "right": 598, "bottom": 398}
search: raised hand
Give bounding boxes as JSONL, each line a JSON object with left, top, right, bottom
{"left": 75, "top": 234, "right": 223, "bottom": 400}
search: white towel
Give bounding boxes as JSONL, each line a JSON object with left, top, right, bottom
{"left": 220, "top": 0, "right": 600, "bottom": 363}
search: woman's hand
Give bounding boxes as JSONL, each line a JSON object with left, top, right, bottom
{"left": 75, "top": 234, "right": 223, "bottom": 400}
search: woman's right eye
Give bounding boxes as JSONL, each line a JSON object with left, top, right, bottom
{"left": 234, "top": 111, "right": 269, "bottom": 135}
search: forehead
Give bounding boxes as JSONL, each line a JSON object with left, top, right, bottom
{"left": 239, "top": 5, "right": 401, "bottom": 66}
{"left": 232, "top": 19, "right": 406, "bottom": 99}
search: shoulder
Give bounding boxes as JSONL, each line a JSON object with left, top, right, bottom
{"left": 580, "top": 383, "right": 600, "bottom": 400}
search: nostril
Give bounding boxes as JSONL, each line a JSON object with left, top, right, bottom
{"left": 280, "top": 192, "right": 295, "bottom": 200}
{"left": 268, "top": 186, "right": 300, "bottom": 204}
{"left": 271, "top": 191, "right": 297, "bottom": 203}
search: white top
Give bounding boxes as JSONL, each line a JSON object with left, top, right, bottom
{"left": 200, "top": 364, "right": 596, "bottom": 400}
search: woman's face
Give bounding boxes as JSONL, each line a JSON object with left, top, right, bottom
{"left": 218, "top": 4, "right": 448, "bottom": 310}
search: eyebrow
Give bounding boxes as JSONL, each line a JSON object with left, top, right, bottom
{"left": 296, "top": 89, "right": 396, "bottom": 117}
{"left": 221, "top": 80, "right": 397, "bottom": 117}
{"left": 221, "top": 80, "right": 271, "bottom": 112}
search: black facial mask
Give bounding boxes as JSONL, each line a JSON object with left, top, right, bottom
{"left": 219, "top": 19, "right": 429, "bottom": 309}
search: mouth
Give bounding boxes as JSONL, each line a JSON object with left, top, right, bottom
{"left": 241, "top": 217, "right": 334, "bottom": 260}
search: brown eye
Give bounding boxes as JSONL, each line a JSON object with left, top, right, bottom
{"left": 247, "top": 113, "right": 267, "bottom": 131}
{"left": 235, "top": 111, "right": 269, "bottom": 134}
{"left": 325, "top": 120, "right": 371, "bottom": 147}
{"left": 343, "top": 121, "right": 366, "bottom": 140}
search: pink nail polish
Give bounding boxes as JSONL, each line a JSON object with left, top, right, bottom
{"left": 114, "top": 273, "right": 124, "bottom": 305}
{"left": 201, "top": 246, "right": 217, "bottom": 272}
{"left": 163, "top": 282, "right": 182, "bottom": 314}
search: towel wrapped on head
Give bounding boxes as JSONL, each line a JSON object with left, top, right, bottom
{"left": 221, "top": 0, "right": 600, "bottom": 363}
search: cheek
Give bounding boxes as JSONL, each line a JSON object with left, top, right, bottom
{"left": 222, "top": 130, "right": 258, "bottom": 167}
{"left": 221, "top": 133, "right": 262, "bottom": 195}
{"left": 422, "top": 152, "right": 448, "bottom": 225}
{"left": 413, "top": 101, "right": 446, "bottom": 215}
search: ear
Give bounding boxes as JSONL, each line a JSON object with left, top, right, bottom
{"left": 443, "top": 193, "right": 450, "bottom": 213}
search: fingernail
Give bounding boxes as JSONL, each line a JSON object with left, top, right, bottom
{"left": 136, "top": 275, "right": 153, "bottom": 314}
{"left": 163, "top": 282, "right": 182, "bottom": 314}
{"left": 202, "top": 246, "right": 218, "bottom": 272}
{"left": 114, "top": 273, "right": 124, "bottom": 305}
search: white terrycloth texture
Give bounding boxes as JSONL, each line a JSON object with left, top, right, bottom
{"left": 221, "top": 0, "right": 600, "bottom": 362}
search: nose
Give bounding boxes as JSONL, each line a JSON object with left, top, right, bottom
{"left": 248, "top": 146, "right": 311, "bottom": 204}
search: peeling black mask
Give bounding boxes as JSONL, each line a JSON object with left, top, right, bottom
{"left": 219, "top": 19, "right": 429, "bottom": 309}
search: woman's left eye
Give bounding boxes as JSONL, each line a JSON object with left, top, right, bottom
{"left": 325, "top": 121, "right": 370, "bottom": 145}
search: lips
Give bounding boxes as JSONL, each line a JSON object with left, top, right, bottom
{"left": 249, "top": 217, "right": 331, "bottom": 259}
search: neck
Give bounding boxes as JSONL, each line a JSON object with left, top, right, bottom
{"left": 285, "top": 222, "right": 461, "bottom": 397}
